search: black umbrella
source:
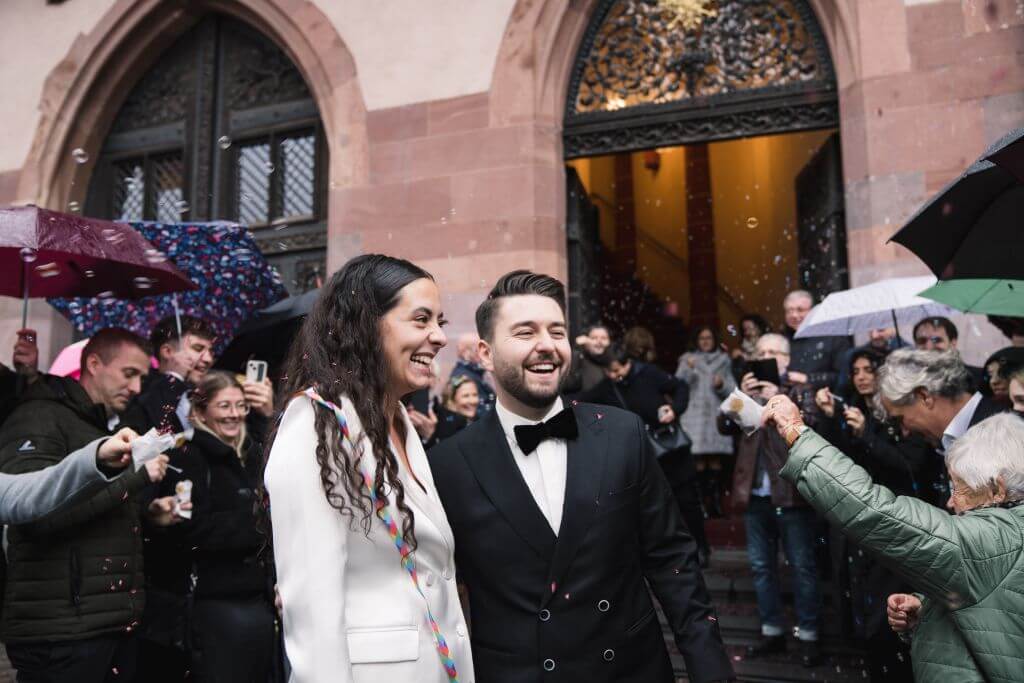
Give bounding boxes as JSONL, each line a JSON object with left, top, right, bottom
{"left": 216, "top": 288, "right": 319, "bottom": 377}
{"left": 889, "top": 127, "right": 1024, "bottom": 279}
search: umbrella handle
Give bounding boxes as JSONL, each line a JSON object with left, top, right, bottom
{"left": 891, "top": 308, "right": 901, "bottom": 342}
{"left": 21, "top": 259, "right": 29, "bottom": 329}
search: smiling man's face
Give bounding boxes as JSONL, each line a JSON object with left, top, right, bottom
{"left": 480, "top": 294, "right": 571, "bottom": 414}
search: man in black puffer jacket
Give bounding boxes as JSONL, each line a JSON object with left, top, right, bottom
{"left": 0, "top": 328, "right": 175, "bottom": 682}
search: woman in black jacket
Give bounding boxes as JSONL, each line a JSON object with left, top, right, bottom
{"left": 813, "top": 348, "right": 935, "bottom": 681}
{"left": 180, "top": 370, "right": 276, "bottom": 682}
{"left": 410, "top": 374, "right": 481, "bottom": 448}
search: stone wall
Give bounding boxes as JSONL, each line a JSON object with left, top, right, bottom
{"left": 0, "top": 0, "right": 1021, "bottom": 370}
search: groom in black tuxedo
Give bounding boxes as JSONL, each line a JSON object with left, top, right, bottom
{"left": 428, "top": 271, "right": 734, "bottom": 683}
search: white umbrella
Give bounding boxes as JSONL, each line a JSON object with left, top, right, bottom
{"left": 794, "top": 276, "right": 956, "bottom": 339}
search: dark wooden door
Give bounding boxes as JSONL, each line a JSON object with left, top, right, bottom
{"left": 85, "top": 14, "right": 328, "bottom": 294}
{"left": 796, "top": 133, "right": 848, "bottom": 302}
{"left": 565, "top": 167, "right": 602, "bottom": 337}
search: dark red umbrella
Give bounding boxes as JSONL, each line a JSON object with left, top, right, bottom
{"left": 0, "top": 205, "right": 195, "bottom": 326}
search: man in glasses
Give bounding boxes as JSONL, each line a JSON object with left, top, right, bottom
{"left": 912, "top": 317, "right": 984, "bottom": 390}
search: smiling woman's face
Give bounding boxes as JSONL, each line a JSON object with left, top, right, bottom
{"left": 450, "top": 380, "right": 480, "bottom": 419}
{"left": 379, "top": 278, "right": 448, "bottom": 400}
{"left": 196, "top": 386, "right": 246, "bottom": 442}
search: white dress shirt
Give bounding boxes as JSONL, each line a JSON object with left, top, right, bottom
{"left": 941, "top": 392, "right": 983, "bottom": 454}
{"left": 166, "top": 371, "right": 193, "bottom": 431}
{"left": 495, "top": 398, "right": 568, "bottom": 535}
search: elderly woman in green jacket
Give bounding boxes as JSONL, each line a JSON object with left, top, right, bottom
{"left": 761, "top": 394, "right": 1024, "bottom": 683}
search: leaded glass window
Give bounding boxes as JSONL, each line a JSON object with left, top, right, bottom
{"left": 85, "top": 14, "right": 328, "bottom": 294}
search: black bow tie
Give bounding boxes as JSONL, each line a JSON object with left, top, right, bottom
{"left": 513, "top": 407, "right": 579, "bottom": 455}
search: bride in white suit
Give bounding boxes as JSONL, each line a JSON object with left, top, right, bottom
{"left": 264, "top": 254, "right": 474, "bottom": 683}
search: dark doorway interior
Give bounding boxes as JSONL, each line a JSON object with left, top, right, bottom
{"left": 566, "top": 130, "right": 845, "bottom": 369}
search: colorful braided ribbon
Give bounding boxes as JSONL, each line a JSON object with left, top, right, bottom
{"left": 303, "top": 388, "right": 460, "bottom": 682}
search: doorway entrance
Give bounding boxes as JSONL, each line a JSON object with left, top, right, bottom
{"left": 563, "top": 0, "right": 847, "bottom": 367}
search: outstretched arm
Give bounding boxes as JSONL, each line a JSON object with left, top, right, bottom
{"left": 0, "top": 437, "right": 126, "bottom": 525}
{"left": 780, "top": 429, "right": 1020, "bottom": 607}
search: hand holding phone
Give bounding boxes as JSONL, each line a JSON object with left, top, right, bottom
{"left": 246, "top": 360, "right": 268, "bottom": 384}
{"left": 746, "top": 359, "right": 781, "bottom": 387}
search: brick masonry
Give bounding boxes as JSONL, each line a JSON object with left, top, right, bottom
{"left": 2, "top": 0, "right": 1023, "bottom": 367}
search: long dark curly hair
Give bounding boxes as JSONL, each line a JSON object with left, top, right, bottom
{"left": 264, "top": 254, "right": 432, "bottom": 549}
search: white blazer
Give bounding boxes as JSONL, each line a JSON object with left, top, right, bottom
{"left": 265, "top": 394, "right": 475, "bottom": 683}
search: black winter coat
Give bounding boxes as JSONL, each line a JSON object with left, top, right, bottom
{"left": 122, "top": 372, "right": 192, "bottom": 435}
{"left": 563, "top": 349, "right": 606, "bottom": 394}
{"left": 169, "top": 428, "right": 270, "bottom": 600}
{"left": 575, "top": 361, "right": 689, "bottom": 429}
{"left": 422, "top": 404, "right": 472, "bottom": 450}
{"left": 784, "top": 328, "right": 851, "bottom": 390}
{"left": 814, "top": 398, "right": 936, "bottom": 640}
{"left": 0, "top": 375, "right": 151, "bottom": 642}
{"left": 0, "top": 364, "right": 18, "bottom": 429}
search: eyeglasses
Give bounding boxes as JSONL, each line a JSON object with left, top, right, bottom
{"left": 915, "top": 336, "right": 945, "bottom": 346}
{"left": 213, "top": 401, "right": 250, "bottom": 414}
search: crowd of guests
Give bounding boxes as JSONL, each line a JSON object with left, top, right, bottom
{"left": 1, "top": 277, "right": 1023, "bottom": 682}
{"left": 0, "top": 317, "right": 278, "bottom": 682}
{"left": 400, "top": 287, "right": 1024, "bottom": 680}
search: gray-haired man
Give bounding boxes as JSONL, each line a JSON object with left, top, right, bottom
{"left": 876, "top": 349, "right": 1004, "bottom": 453}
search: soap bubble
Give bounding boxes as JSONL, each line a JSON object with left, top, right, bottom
{"left": 19, "top": 247, "right": 38, "bottom": 263}
{"left": 72, "top": 148, "right": 89, "bottom": 164}
{"left": 746, "top": 216, "right": 759, "bottom": 229}
{"left": 218, "top": 136, "right": 232, "bottom": 150}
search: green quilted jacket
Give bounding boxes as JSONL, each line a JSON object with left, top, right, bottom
{"left": 781, "top": 430, "right": 1024, "bottom": 683}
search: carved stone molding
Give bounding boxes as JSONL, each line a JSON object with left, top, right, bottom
{"left": 564, "top": 97, "right": 838, "bottom": 158}
{"left": 568, "top": 0, "right": 834, "bottom": 115}
{"left": 564, "top": 0, "right": 838, "bottom": 156}
{"left": 254, "top": 229, "right": 327, "bottom": 254}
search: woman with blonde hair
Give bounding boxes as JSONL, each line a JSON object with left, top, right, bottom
{"left": 411, "top": 374, "right": 481, "bottom": 448}
{"left": 174, "top": 369, "right": 276, "bottom": 682}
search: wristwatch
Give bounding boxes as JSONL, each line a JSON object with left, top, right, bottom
{"left": 785, "top": 424, "right": 809, "bottom": 447}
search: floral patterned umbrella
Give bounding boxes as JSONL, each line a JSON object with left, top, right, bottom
{"left": 49, "top": 221, "right": 287, "bottom": 355}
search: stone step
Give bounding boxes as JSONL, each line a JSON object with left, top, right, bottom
{"left": 663, "top": 546, "right": 872, "bottom": 681}
{"left": 672, "top": 643, "right": 873, "bottom": 683}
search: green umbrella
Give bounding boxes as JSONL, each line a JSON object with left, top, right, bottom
{"left": 918, "top": 279, "right": 1024, "bottom": 316}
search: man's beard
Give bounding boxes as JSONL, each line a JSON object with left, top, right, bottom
{"left": 492, "top": 354, "right": 567, "bottom": 409}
